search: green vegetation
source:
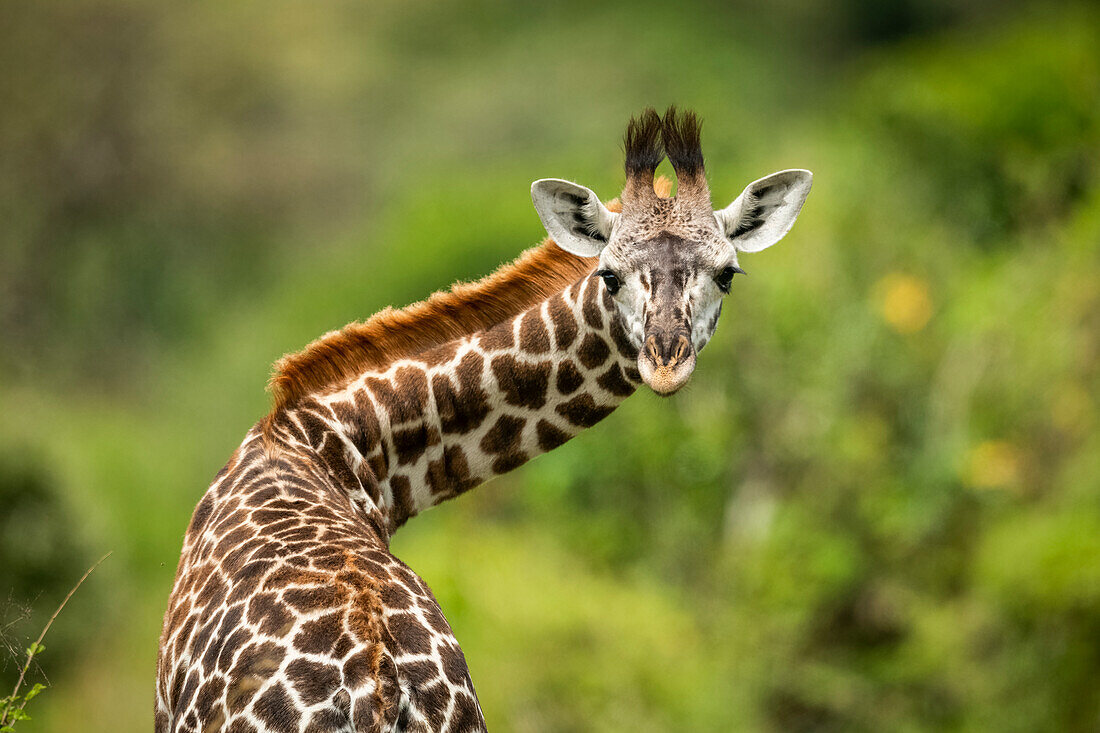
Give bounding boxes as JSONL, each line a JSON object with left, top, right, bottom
{"left": 0, "top": 555, "right": 108, "bottom": 731}
{"left": 1, "top": 1, "right": 1098, "bottom": 730}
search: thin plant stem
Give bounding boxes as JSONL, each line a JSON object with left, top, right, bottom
{"left": 0, "top": 552, "right": 111, "bottom": 726}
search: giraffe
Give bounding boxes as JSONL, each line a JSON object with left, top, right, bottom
{"left": 155, "top": 107, "right": 811, "bottom": 732}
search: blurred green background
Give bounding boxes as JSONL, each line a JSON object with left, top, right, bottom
{"left": 2, "top": 0, "right": 1099, "bottom": 730}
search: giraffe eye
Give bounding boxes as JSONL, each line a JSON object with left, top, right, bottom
{"left": 595, "top": 269, "right": 621, "bottom": 295}
{"left": 715, "top": 265, "right": 745, "bottom": 293}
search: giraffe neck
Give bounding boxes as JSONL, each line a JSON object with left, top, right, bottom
{"left": 271, "top": 271, "right": 640, "bottom": 539}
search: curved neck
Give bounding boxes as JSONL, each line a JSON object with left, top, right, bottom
{"left": 272, "top": 272, "right": 641, "bottom": 539}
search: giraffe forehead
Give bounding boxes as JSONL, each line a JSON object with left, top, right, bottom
{"left": 617, "top": 196, "right": 721, "bottom": 240}
{"left": 608, "top": 230, "right": 727, "bottom": 278}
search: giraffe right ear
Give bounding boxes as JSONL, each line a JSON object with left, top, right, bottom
{"left": 714, "top": 169, "right": 813, "bottom": 253}
{"left": 531, "top": 178, "right": 618, "bottom": 258}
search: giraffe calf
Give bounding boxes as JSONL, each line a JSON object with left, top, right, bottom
{"left": 156, "top": 107, "right": 811, "bottom": 732}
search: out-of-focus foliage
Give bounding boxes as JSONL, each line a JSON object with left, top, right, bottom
{"left": 1, "top": 0, "right": 1098, "bottom": 730}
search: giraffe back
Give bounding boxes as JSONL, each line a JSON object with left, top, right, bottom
{"left": 155, "top": 429, "right": 486, "bottom": 732}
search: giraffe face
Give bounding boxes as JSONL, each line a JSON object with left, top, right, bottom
{"left": 593, "top": 223, "right": 736, "bottom": 395}
{"left": 531, "top": 107, "right": 812, "bottom": 396}
{"left": 532, "top": 168, "right": 812, "bottom": 396}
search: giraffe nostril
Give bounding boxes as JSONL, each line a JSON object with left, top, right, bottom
{"left": 673, "top": 335, "right": 690, "bottom": 363}
{"left": 645, "top": 333, "right": 693, "bottom": 367}
{"left": 645, "top": 335, "right": 662, "bottom": 365}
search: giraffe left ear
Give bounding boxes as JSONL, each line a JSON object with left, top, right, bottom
{"left": 715, "top": 169, "right": 813, "bottom": 253}
{"left": 531, "top": 178, "right": 618, "bottom": 258}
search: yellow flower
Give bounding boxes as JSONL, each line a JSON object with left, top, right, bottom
{"left": 874, "top": 273, "right": 933, "bottom": 334}
{"left": 965, "top": 440, "right": 1021, "bottom": 490}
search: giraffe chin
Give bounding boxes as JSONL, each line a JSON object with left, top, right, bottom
{"left": 638, "top": 353, "right": 696, "bottom": 396}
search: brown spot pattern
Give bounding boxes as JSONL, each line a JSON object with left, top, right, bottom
{"left": 432, "top": 372, "right": 489, "bottom": 435}
{"left": 478, "top": 322, "right": 514, "bottom": 351}
{"left": 425, "top": 445, "right": 477, "bottom": 497}
{"left": 597, "top": 363, "right": 636, "bottom": 397}
{"left": 536, "top": 420, "right": 571, "bottom": 452}
{"left": 582, "top": 279, "right": 604, "bottom": 329}
{"left": 491, "top": 355, "right": 551, "bottom": 410}
{"left": 479, "top": 415, "right": 527, "bottom": 474}
{"left": 577, "top": 333, "right": 611, "bottom": 369}
{"left": 556, "top": 394, "right": 617, "bottom": 428}
{"left": 518, "top": 310, "right": 551, "bottom": 353}
{"left": 547, "top": 294, "right": 578, "bottom": 349}
{"left": 556, "top": 360, "right": 584, "bottom": 395}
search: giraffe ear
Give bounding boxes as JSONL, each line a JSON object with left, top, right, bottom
{"left": 715, "top": 169, "right": 812, "bottom": 253}
{"left": 531, "top": 178, "right": 618, "bottom": 258}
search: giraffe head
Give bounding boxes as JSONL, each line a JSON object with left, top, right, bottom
{"left": 531, "top": 107, "right": 813, "bottom": 396}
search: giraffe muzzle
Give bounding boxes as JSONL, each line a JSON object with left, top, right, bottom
{"left": 638, "top": 332, "right": 696, "bottom": 395}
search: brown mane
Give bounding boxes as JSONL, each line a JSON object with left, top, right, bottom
{"left": 265, "top": 181, "right": 673, "bottom": 421}
{"left": 268, "top": 200, "right": 629, "bottom": 417}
